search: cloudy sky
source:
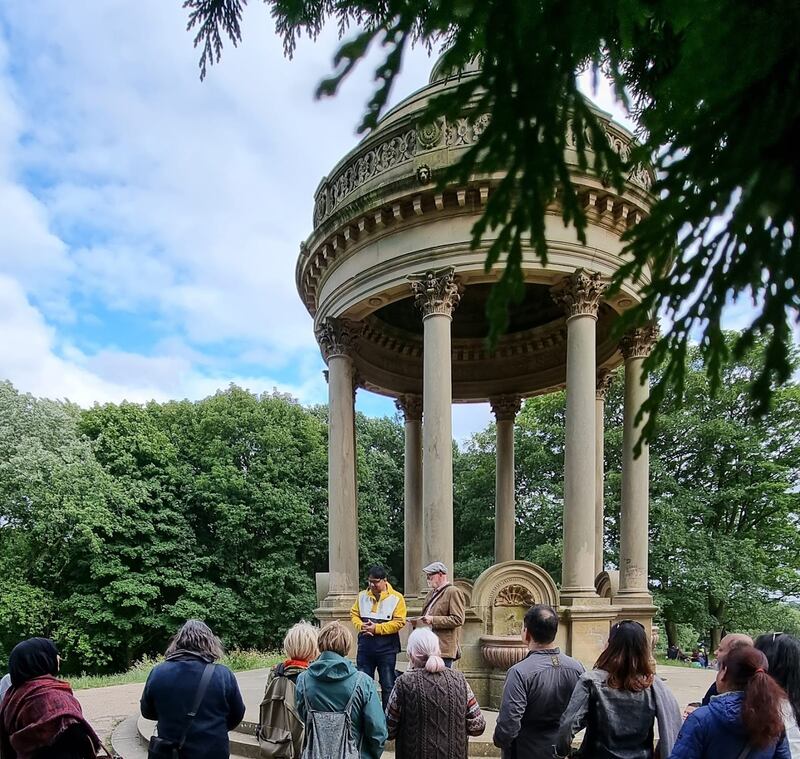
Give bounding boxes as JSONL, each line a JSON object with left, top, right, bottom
{"left": 0, "top": 2, "right": 774, "bottom": 442}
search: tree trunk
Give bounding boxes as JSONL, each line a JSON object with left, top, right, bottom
{"left": 665, "top": 618, "right": 678, "bottom": 648}
{"left": 708, "top": 597, "right": 726, "bottom": 652}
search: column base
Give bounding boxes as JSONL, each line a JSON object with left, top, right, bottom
{"left": 560, "top": 587, "right": 602, "bottom": 604}
{"left": 560, "top": 603, "right": 618, "bottom": 666}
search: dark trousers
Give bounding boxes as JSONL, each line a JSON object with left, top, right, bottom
{"left": 357, "top": 649, "right": 397, "bottom": 709}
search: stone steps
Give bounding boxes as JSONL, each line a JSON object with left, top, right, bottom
{"left": 112, "top": 711, "right": 502, "bottom": 758}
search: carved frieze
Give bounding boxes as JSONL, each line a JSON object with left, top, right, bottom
{"left": 620, "top": 322, "right": 660, "bottom": 360}
{"left": 410, "top": 268, "right": 462, "bottom": 318}
{"left": 490, "top": 395, "right": 522, "bottom": 422}
{"left": 315, "top": 318, "right": 362, "bottom": 362}
{"left": 550, "top": 268, "right": 607, "bottom": 318}
{"left": 494, "top": 583, "right": 536, "bottom": 608}
{"left": 395, "top": 394, "right": 423, "bottom": 422}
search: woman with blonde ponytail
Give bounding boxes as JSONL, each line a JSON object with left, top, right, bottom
{"left": 670, "top": 645, "right": 791, "bottom": 759}
{"left": 386, "top": 628, "right": 485, "bottom": 758}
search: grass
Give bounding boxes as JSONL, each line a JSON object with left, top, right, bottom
{"left": 69, "top": 649, "right": 281, "bottom": 691}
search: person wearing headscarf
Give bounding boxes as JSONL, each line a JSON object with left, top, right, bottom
{"left": 0, "top": 638, "right": 101, "bottom": 759}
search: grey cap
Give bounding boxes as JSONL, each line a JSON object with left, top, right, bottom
{"left": 423, "top": 561, "right": 448, "bottom": 575}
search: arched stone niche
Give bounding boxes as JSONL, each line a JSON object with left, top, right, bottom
{"left": 453, "top": 578, "right": 474, "bottom": 607}
{"left": 472, "top": 560, "right": 559, "bottom": 636}
{"left": 595, "top": 570, "right": 619, "bottom": 600}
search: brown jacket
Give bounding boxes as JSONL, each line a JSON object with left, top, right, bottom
{"left": 420, "top": 584, "right": 465, "bottom": 659}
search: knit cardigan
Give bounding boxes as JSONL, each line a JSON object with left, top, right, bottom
{"left": 386, "top": 667, "right": 485, "bottom": 759}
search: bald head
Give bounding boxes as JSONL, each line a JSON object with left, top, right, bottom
{"left": 716, "top": 633, "right": 753, "bottom": 662}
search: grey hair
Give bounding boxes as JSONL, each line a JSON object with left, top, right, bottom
{"left": 407, "top": 628, "right": 445, "bottom": 673}
{"left": 165, "top": 619, "right": 225, "bottom": 661}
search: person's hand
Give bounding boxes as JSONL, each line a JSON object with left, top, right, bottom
{"left": 362, "top": 620, "right": 376, "bottom": 636}
{"left": 421, "top": 615, "right": 432, "bottom": 625}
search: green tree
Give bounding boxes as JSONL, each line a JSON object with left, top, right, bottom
{"left": 183, "top": 0, "right": 799, "bottom": 425}
{"left": 0, "top": 382, "right": 115, "bottom": 668}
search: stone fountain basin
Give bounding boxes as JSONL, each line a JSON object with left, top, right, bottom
{"left": 480, "top": 634, "right": 528, "bottom": 671}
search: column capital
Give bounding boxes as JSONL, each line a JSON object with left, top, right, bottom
{"left": 395, "top": 394, "right": 423, "bottom": 422}
{"left": 620, "top": 322, "right": 660, "bottom": 361}
{"left": 315, "top": 317, "right": 362, "bottom": 363}
{"left": 490, "top": 395, "right": 522, "bottom": 421}
{"left": 596, "top": 369, "right": 614, "bottom": 400}
{"left": 410, "top": 267, "right": 462, "bottom": 318}
{"left": 551, "top": 268, "right": 607, "bottom": 319}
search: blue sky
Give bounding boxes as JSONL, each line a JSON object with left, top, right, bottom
{"left": 0, "top": 2, "right": 780, "bottom": 442}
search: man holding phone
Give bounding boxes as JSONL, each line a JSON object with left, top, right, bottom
{"left": 350, "top": 565, "right": 407, "bottom": 709}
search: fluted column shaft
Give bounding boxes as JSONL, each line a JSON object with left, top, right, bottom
{"left": 491, "top": 396, "right": 521, "bottom": 564}
{"left": 411, "top": 268, "right": 461, "bottom": 575}
{"left": 618, "top": 324, "right": 658, "bottom": 600}
{"left": 595, "top": 370, "right": 613, "bottom": 577}
{"left": 317, "top": 318, "right": 361, "bottom": 597}
{"left": 396, "top": 395, "right": 423, "bottom": 597}
{"left": 552, "top": 270, "right": 606, "bottom": 599}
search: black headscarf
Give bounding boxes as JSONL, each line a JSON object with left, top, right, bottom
{"left": 8, "top": 638, "right": 59, "bottom": 687}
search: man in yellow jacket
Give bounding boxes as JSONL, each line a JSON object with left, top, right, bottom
{"left": 350, "top": 564, "right": 407, "bottom": 709}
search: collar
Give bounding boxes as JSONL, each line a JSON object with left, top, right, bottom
{"left": 526, "top": 647, "right": 561, "bottom": 656}
{"left": 367, "top": 581, "right": 394, "bottom": 600}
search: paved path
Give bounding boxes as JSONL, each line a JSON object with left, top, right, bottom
{"left": 76, "top": 663, "right": 715, "bottom": 744}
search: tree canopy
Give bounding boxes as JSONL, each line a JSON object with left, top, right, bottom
{"left": 182, "top": 0, "right": 800, "bottom": 432}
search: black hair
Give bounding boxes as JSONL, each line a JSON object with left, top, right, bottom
{"left": 523, "top": 604, "right": 559, "bottom": 644}
{"left": 367, "top": 565, "right": 387, "bottom": 580}
{"left": 755, "top": 633, "right": 800, "bottom": 723}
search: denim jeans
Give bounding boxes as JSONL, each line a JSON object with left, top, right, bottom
{"left": 356, "top": 649, "right": 397, "bottom": 709}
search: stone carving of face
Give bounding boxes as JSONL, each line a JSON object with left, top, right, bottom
{"left": 417, "top": 164, "right": 431, "bottom": 184}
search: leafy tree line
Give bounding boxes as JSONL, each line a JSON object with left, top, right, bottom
{"left": 1, "top": 333, "right": 798, "bottom": 672}
{"left": 0, "top": 385, "right": 403, "bottom": 673}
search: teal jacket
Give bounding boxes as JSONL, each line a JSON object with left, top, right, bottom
{"left": 295, "top": 651, "right": 387, "bottom": 759}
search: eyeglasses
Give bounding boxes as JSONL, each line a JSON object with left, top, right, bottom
{"left": 367, "top": 578, "right": 384, "bottom": 585}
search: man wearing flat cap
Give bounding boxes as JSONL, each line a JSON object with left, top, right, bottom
{"left": 413, "top": 561, "right": 465, "bottom": 668}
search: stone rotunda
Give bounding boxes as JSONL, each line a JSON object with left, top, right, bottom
{"left": 296, "top": 55, "right": 659, "bottom": 704}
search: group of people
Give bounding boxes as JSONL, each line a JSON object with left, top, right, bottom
{"left": 1, "top": 565, "right": 800, "bottom": 759}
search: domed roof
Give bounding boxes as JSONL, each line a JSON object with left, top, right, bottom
{"left": 428, "top": 51, "right": 482, "bottom": 84}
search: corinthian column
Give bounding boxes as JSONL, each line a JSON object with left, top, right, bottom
{"left": 316, "top": 317, "right": 361, "bottom": 598}
{"left": 617, "top": 322, "right": 659, "bottom": 601}
{"left": 595, "top": 370, "right": 614, "bottom": 578}
{"left": 490, "top": 395, "right": 521, "bottom": 564}
{"left": 395, "top": 394, "right": 423, "bottom": 597}
{"left": 410, "top": 268, "right": 462, "bottom": 574}
{"left": 551, "top": 269, "right": 607, "bottom": 600}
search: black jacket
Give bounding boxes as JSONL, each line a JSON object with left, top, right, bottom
{"left": 140, "top": 654, "right": 245, "bottom": 758}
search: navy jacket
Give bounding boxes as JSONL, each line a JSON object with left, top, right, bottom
{"left": 140, "top": 653, "right": 246, "bottom": 758}
{"left": 669, "top": 691, "right": 790, "bottom": 759}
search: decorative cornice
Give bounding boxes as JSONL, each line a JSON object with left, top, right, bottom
{"left": 550, "top": 268, "right": 607, "bottom": 319}
{"left": 620, "top": 322, "right": 660, "bottom": 360}
{"left": 312, "top": 115, "right": 652, "bottom": 230}
{"left": 395, "top": 394, "right": 423, "bottom": 422}
{"left": 490, "top": 395, "right": 522, "bottom": 421}
{"left": 596, "top": 369, "right": 614, "bottom": 400}
{"left": 410, "top": 268, "right": 462, "bottom": 319}
{"left": 315, "top": 317, "right": 362, "bottom": 362}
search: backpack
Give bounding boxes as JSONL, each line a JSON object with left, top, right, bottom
{"left": 300, "top": 679, "right": 360, "bottom": 759}
{"left": 257, "top": 664, "right": 304, "bottom": 759}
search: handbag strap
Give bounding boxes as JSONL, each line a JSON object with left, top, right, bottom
{"left": 178, "top": 663, "right": 216, "bottom": 749}
{"left": 736, "top": 744, "right": 753, "bottom": 759}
